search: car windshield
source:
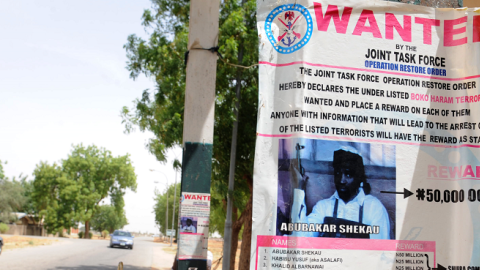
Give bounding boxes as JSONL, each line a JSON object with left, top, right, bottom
{"left": 113, "top": 231, "right": 131, "bottom": 237}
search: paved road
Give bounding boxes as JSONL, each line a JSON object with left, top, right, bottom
{"left": 0, "top": 237, "right": 174, "bottom": 270}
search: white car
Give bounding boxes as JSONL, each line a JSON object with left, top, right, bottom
{"left": 109, "top": 230, "right": 134, "bottom": 249}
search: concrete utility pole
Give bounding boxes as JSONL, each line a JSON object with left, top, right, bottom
{"left": 178, "top": 1, "right": 221, "bottom": 270}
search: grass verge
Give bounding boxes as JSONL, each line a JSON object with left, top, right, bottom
{"left": 1, "top": 235, "right": 57, "bottom": 251}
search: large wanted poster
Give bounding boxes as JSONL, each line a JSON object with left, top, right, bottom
{"left": 253, "top": 0, "right": 480, "bottom": 269}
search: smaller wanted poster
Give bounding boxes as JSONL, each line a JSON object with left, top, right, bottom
{"left": 178, "top": 192, "right": 210, "bottom": 260}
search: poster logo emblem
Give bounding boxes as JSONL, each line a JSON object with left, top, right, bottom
{"left": 265, "top": 4, "right": 313, "bottom": 54}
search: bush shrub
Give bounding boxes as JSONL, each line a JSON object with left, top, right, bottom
{"left": 0, "top": 223, "right": 9, "bottom": 233}
{"left": 78, "top": 231, "right": 92, "bottom": 239}
{"left": 102, "top": 230, "right": 109, "bottom": 239}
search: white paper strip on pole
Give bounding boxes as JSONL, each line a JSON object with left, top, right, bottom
{"left": 253, "top": 0, "right": 480, "bottom": 269}
{"left": 178, "top": 192, "right": 210, "bottom": 260}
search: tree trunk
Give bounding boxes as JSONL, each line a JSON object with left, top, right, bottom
{"left": 236, "top": 176, "right": 253, "bottom": 270}
{"left": 85, "top": 220, "right": 90, "bottom": 239}
{"left": 238, "top": 195, "right": 253, "bottom": 270}
{"left": 230, "top": 206, "right": 240, "bottom": 270}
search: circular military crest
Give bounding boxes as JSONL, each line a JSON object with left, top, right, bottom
{"left": 265, "top": 4, "right": 313, "bottom": 54}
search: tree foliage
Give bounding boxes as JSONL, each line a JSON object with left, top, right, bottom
{"left": 0, "top": 223, "right": 9, "bottom": 233}
{"left": 122, "top": 0, "right": 258, "bottom": 200}
{"left": 19, "top": 177, "right": 36, "bottom": 215}
{"left": 32, "top": 162, "right": 72, "bottom": 231}
{"left": 0, "top": 160, "right": 5, "bottom": 179}
{"left": 0, "top": 178, "right": 27, "bottom": 223}
{"left": 90, "top": 204, "right": 128, "bottom": 233}
{"left": 32, "top": 144, "right": 137, "bottom": 236}
{"left": 0, "top": 160, "right": 31, "bottom": 223}
{"left": 153, "top": 183, "right": 180, "bottom": 235}
{"left": 123, "top": 1, "right": 257, "bottom": 268}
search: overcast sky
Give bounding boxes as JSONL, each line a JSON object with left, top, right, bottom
{"left": 0, "top": 0, "right": 181, "bottom": 234}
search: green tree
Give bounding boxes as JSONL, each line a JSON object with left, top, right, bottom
{"left": 32, "top": 162, "right": 74, "bottom": 232}
{"left": 0, "top": 223, "right": 9, "bottom": 233}
{"left": 0, "top": 178, "right": 27, "bottom": 223}
{"left": 0, "top": 160, "right": 30, "bottom": 223}
{"left": 19, "top": 177, "right": 36, "bottom": 215}
{"left": 0, "top": 160, "right": 5, "bottom": 179}
{"left": 122, "top": 1, "right": 257, "bottom": 269}
{"left": 153, "top": 183, "right": 180, "bottom": 235}
{"left": 90, "top": 204, "right": 128, "bottom": 234}
{"left": 123, "top": 0, "right": 462, "bottom": 268}
{"left": 32, "top": 144, "right": 137, "bottom": 237}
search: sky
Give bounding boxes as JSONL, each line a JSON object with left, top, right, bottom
{"left": 0, "top": 0, "right": 181, "bottom": 234}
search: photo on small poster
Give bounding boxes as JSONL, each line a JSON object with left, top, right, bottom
{"left": 180, "top": 216, "right": 198, "bottom": 234}
{"left": 276, "top": 138, "right": 396, "bottom": 240}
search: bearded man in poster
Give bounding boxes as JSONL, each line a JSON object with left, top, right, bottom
{"left": 289, "top": 148, "right": 390, "bottom": 239}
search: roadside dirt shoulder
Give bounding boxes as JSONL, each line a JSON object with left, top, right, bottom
{"left": 1, "top": 234, "right": 57, "bottom": 251}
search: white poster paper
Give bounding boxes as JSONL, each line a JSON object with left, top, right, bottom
{"left": 253, "top": 0, "right": 480, "bottom": 269}
{"left": 178, "top": 192, "right": 210, "bottom": 260}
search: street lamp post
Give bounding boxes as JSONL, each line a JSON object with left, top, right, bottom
{"left": 171, "top": 167, "right": 177, "bottom": 246}
{"left": 150, "top": 169, "right": 169, "bottom": 242}
{"left": 170, "top": 152, "right": 182, "bottom": 247}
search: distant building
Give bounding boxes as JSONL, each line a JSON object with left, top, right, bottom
{"left": 5, "top": 212, "right": 45, "bottom": 236}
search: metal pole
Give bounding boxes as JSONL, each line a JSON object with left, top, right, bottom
{"left": 166, "top": 183, "right": 169, "bottom": 241}
{"left": 222, "top": 0, "right": 245, "bottom": 266}
{"left": 222, "top": 46, "right": 244, "bottom": 270}
{"left": 171, "top": 166, "right": 178, "bottom": 246}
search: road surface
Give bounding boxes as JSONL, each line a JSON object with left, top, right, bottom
{"left": 0, "top": 236, "right": 174, "bottom": 270}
